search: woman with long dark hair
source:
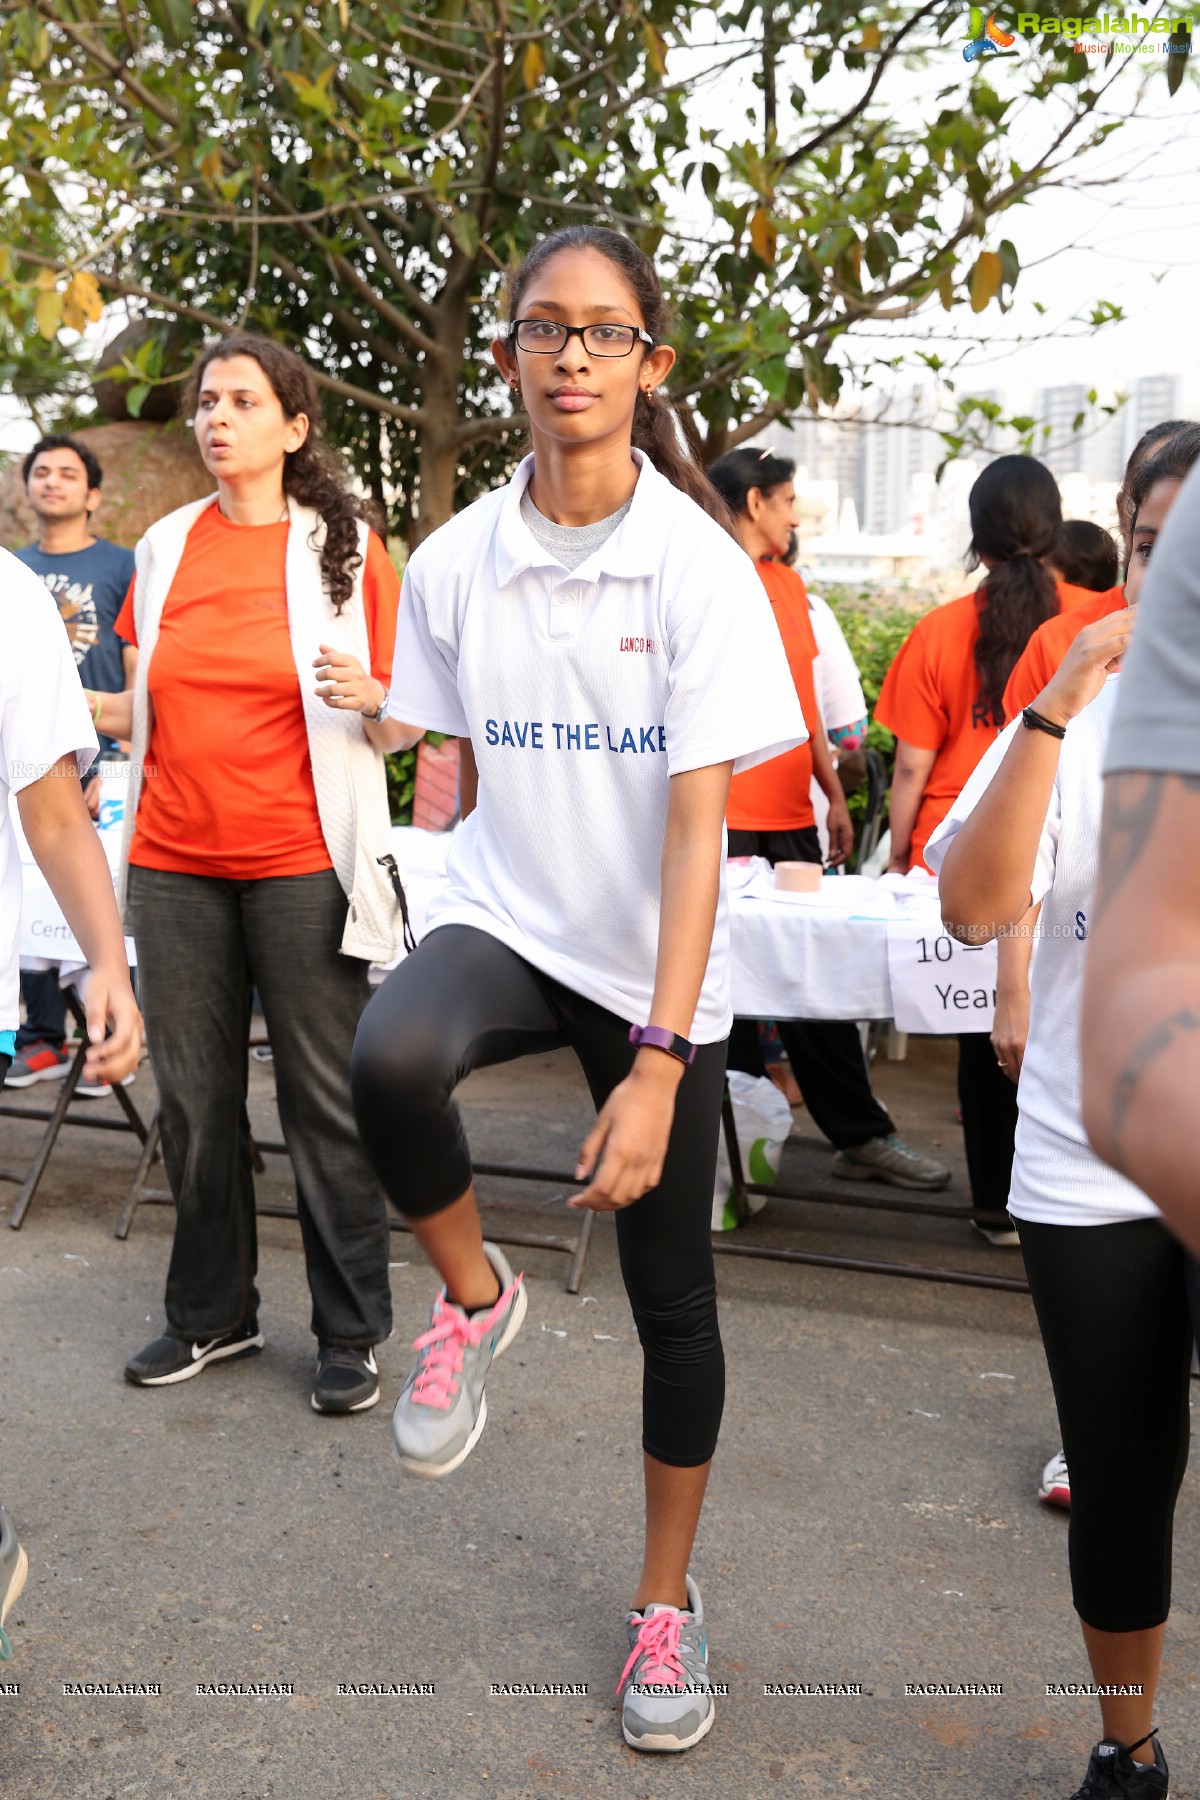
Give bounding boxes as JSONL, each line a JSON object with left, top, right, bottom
{"left": 350, "top": 226, "right": 804, "bottom": 1752}
{"left": 875, "top": 455, "right": 1095, "bottom": 1241}
{"left": 707, "top": 444, "right": 949, "bottom": 1192}
{"left": 113, "top": 334, "right": 416, "bottom": 1414}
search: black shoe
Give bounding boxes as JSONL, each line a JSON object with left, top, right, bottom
{"left": 1069, "top": 1731, "right": 1169, "bottom": 1798}
{"left": 311, "top": 1345, "right": 380, "bottom": 1414}
{"left": 125, "top": 1323, "right": 264, "bottom": 1387}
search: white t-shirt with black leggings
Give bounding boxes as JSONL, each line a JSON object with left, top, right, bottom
{"left": 355, "top": 454, "right": 804, "bottom": 1471}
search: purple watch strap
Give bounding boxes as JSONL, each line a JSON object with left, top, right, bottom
{"left": 628, "top": 1023, "right": 697, "bottom": 1066}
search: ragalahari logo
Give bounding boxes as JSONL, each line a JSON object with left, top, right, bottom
{"left": 964, "top": 7, "right": 1019, "bottom": 56}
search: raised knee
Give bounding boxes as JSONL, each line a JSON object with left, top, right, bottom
{"left": 350, "top": 1000, "right": 448, "bottom": 1124}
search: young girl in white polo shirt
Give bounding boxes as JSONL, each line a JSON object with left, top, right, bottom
{"left": 929, "top": 425, "right": 1200, "bottom": 1800}
{"left": 351, "top": 227, "right": 804, "bottom": 1752}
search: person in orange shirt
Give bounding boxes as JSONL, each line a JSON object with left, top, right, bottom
{"left": 875, "top": 454, "right": 1093, "bottom": 1242}
{"left": 99, "top": 335, "right": 420, "bottom": 1415}
{"left": 707, "top": 448, "right": 950, "bottom": 1191}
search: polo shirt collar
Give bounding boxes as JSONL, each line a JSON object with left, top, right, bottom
{"left": 493, "top": 449, "right": 665, "bottom": 588}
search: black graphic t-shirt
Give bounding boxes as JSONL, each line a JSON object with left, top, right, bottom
{"left": 15, "top": 538, "right": 135, "bottom": 759}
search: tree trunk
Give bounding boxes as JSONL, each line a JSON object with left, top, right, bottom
{"left": 409, "top": 288, "right": 470, "bottom": 546}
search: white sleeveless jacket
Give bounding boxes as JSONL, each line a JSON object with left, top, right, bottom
{"left": 117, "top": 493, "right": 405, "bottom": 963}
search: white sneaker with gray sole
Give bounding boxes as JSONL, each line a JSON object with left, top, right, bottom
{"left": 390, "top": 1242, "right": 526, "bottom": 1478}
{"left": 619, "top": 1573, "right": 716, "bottom": 1753}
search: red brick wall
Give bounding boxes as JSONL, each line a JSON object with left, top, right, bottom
{"left": 412, "top": 739, "right": 461, "bottom": 832}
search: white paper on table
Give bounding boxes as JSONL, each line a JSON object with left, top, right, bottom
{"left": 885, "top": 917, "right": 997, "bottom": 1033}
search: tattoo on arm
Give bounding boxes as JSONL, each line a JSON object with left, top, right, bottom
{"left": 1095, "top": 773, "right": 1165, "bottom": 923}
{"left": 1107, "top": 1005, "right": 1200, "bottom": 1176}
{"left": 1097, "top": 770, "right": 1200, "bottom": 922}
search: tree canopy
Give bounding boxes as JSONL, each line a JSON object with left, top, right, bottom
{"left": 0, "top": 1, "right": 1187, "bottom": 539}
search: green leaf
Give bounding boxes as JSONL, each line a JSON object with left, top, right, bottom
{"left": 449, "top": 211, "right": 479, "bottom": 257}
{"left": 996, "top": 238, "right": 1020, "bottom": 288}
{"left": 126, "top": 383, "right": 151, "bottom": 418}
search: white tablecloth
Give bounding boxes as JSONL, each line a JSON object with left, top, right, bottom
{"left": 385, "top": 828, "right": 996, "bottom": 1032}
{"left": 15, "top": 793, "right": 995, "bottom": 1032}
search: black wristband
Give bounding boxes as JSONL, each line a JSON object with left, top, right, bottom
{"left": 1021, "top": 706, "right": 1066, "bottom": 741}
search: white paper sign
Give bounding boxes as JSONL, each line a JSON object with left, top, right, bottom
{"left": 885, "top": 919, "right": 997, "bottom": 1034}
{"left": 16, "top": 770, "right": 135, "bottom": 967}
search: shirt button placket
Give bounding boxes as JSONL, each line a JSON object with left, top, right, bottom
{"left": 550, "top": 580, "right": 575, "bottom": 641}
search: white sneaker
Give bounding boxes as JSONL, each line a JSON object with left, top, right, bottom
{"left": 619, "top": 1574, "right": 715, "bottom": 1753}
{"left": 390, "top": 1242, "right": 526, "bottom": 1478}
{"left": 1038, "top": 1450, "right": 1070, "bottom": 1509}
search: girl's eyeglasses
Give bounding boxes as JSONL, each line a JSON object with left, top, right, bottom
{"left": 509, "top": 319, "right": 654, "bottom": 357}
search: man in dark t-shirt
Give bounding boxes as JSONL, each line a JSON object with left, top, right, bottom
{"left": 8, "top": 435, "right": 135, "bottom": 1093}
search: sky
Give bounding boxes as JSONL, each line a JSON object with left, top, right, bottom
{"left": 678, "top": 11, "right": 1200, "bottom": 413}
{"left": 1, "top": 12, "right": 1197, "bottom": 453}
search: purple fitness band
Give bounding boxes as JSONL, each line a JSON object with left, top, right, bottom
{"left": 628, "top": 1023, "right": 698, "bottom": 1067}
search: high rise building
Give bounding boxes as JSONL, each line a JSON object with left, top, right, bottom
{"left": 1037, "top": 384, "right": 1089, "bottom": 478}
{"left": 1126, "top": 373, "right": 1181, "bottom": 454}
{"left": 860, "top": 388, "right": 942, "bottom": 537}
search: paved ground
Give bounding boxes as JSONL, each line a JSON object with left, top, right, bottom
{"left": 1, "top": 1039, "right": 1198, "bottom": 1800}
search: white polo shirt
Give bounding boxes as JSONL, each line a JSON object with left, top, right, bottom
{"left": 926, "top": 676, "right": 1157, "bottom": 1228}
{"left": 389, "top": 451, "right": 806, "bottom": 1040}
{"left": 2, "top": 551, "right": 98, "bottom": 1037}
{"left": 806, "top": 590, "right": 866, "bottom": 733}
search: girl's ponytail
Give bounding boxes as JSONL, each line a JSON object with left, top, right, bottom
{"left": 967, "top": 455, "right": 1062, "bottom": 725}
{"left": 632, "top": 388, "right": 737, "bottom": 533}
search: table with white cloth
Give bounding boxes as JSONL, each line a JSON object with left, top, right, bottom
{"left": 390, "top": 828, "right": 999, "bottom": 1035}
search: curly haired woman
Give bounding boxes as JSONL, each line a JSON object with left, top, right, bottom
{"left": 112, "top": 335, "right": 416, "bottom": 1414}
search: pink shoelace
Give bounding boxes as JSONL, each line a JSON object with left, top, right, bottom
{"left": 616, "top": 1606, "right": 688, "bottom": 1696}
{"left": 409, "top": 1281, "right": 520, "bottom": 1411}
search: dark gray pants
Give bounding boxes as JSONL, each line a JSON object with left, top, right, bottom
{"left": 127, "top": 864, "right": 392, "bottom": 1348}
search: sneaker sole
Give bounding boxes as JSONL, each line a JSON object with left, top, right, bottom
{"left": 1037, "top": 1485, "right": 1070, "bottom": 1509}
{"left": 125, "top": 1336, "right": 265, "bottom": 1387}
{"left": 4, "top": 1066, "right": 71, "bottom": 1088}
{"left": 1, "top": 1543, "right": 28, "bottom": 1629}
{"left": 311, "top": 1385, "right": 381, "bottom": 1415}
{"left": 392, "top": 1280, "right": 529, "bottom": 1479}
{"left": 970, "top": 1222, "right": 1022, "bottom": 1248}
{"left": 830, "top": 1159, "right": 950, "bottom": 1192}
{"left": 77, "top": 1074, "right": 135, "bottom": 1100}
{"left": 623, "top": 1699, "right": 716, "bottom": 1753}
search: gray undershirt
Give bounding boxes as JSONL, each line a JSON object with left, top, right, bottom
{"left": 520, "top": 488, "right": 633, "bottom": 572}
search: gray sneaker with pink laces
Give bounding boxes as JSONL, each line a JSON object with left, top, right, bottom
{"left": 390, "top": 1242, "right": 526, "bottom": 1478}
{"left": 618, "top": 1573, "right": 715, "bottom": 1752}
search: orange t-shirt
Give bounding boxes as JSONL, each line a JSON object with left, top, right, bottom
{"left": 116, "top": 503, "right": 399, "bottom": 881}
{"left": 874, "top": 580, "right": 1098, "bottom": 871}
{"left": 727, "top": 560, "right": 819, "bottom": 832}
{"left": 1002, "top": 585, "right": 1125, "bottom": 719}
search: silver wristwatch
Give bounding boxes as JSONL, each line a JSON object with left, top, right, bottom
{"left": 364, "top": 686, "right": 390, "bottom": 724}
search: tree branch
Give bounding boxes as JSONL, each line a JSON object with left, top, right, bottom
{"left": 781, "top": 0, "right": 946, "bottom": 172}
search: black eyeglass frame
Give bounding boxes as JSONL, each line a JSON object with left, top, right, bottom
{"left": 507, "top": 318, "right": 655, "bottom": 357}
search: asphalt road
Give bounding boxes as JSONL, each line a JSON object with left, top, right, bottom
{"left": 1, "top": 1040, "right": 1197, "bottom": 1799}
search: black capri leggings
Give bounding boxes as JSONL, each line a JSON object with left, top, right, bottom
{"left": 350, "top": 925, "right": 727, "bottom": 1468}
{"left": 1019, "top": 1216, "right": 1193, "bottom": 1634}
